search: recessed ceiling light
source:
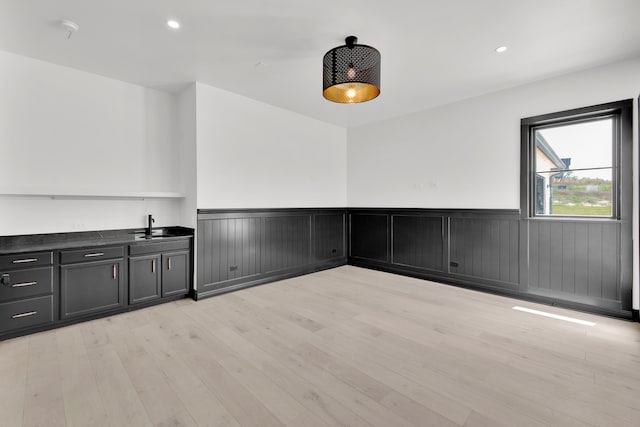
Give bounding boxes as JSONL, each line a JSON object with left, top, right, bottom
{"left": 167, "top": 20, "right": 180, "bottom": 29}
{"left": 495, "top": 46, "right": 508, "bottom": 53}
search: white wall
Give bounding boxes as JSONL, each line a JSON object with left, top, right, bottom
{"left": 178, "top": 84, "right": 197, "bottom": 229}
{"left": 348, "top": 57, "right": 640, "bottom": 209}
{"left": 195, "top": 83, "right": 347, "bottom": 209}
{"left": 0, "top": 50, "right": 183, "bottom": 235}
{"left": 0, "top": 198, "right": 181, "bottom": 236}
{"left": 348, "top": 56, "right": 640, "bottom": 310}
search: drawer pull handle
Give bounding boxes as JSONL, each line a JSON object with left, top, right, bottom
{"left": 12, "top": 311, "right": 37, "bottom": 319}
{"left": 12, "top": 258, "right": 37, "bottom": 264}
{"left": 84, "top": 252, "right": 105, "bottom": 258}
{"left": 152, "top": 259, "right": 156, "bottom": 273}
{"left": 112, "top": 264, "right": 117, "bottom": 279}
{"left": 12, "top": 281, "right": 37, "bottom": 288}
{"left": 168, "top": 257, "right": 172, "bottom": 271}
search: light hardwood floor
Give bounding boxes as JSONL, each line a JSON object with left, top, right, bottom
{"left": 1, "top": 265, "right": 639, "bottom": 427}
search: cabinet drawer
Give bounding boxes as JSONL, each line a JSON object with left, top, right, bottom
{"left": 0, "top": 267, "right": 53, "bottom": 302}
{"left": 60, "top": 246, "right": 123, "bottom": 264}
{"left": 0, "top": 251, "right": 53, "bottom": 270}
{"left": 0, "top": 295, "right": 54, "bottom": 334}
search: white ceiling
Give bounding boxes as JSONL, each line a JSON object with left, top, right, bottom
{"left": 2, "top": 0, "right": 640, "bottom": 128}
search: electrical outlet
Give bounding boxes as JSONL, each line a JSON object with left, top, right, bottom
{"left": 450, "top": 261, "right": 459, "bottom": 267}
{"left": 229, "top": 265, "right": 238, "bottom": 271}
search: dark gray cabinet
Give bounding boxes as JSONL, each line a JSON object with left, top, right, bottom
{"left": 1, "top": 229, "right": 193, "bottom": 340}
{"left": 0, "top": 296, "right": 54, "bottom": 334}
{"left": 129, "top": 254, "right": 161, "bottom": 304}
{"left": 162, "top": 251, "right": 189, "bottom": 297}
{"left": 0, "top": 250, "right": 55, "bottom": 335}
{"left": 0, "top": 267, "right": 53, "bottom": 301}
{"left": 60, "top": 247, "right": 125, "bottom": 319}
{"left": 129, "top": 239, "right": 191, "bottom": 305}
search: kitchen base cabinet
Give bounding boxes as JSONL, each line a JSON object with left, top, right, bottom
{"left": 162, "top": 251, "right": 189, "bottom": 297}
{"left": 129, "top": 240, "right": 191, "bottom": 306}
{"left": 0, "top": 228, "right": 193, "bottom": 340}
{"left": 0, "top": 251, "right": 55, "bottom": 335}
{"left": 129, "top": 254, "right": 161, "bottom": 304}
{"left": 60, "top": 258, "right": 125, "bottom": 320}
{"left": 0, "top": 295, "right": 54, "bottom": 334}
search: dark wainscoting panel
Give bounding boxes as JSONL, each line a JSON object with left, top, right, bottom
{"left": 528, "top": 219, "right": 622, "bottom": 309}
{"left": 392, "top": 215, "right": 443, "bottom": 272}
{"left": 347, "top": 208, "right": 632, "bottom": 318}
{"left": 314, "top": 213, "right": 346, "bottom": 261}
{"left": 197, "top": 209, "right": 346, "bottom": 299}
{"left": 262, "top": 215, "right": 311, "bottom": 273}
{"left": 349, "top": 213, "right": 388, "bottom": 262}
{"left": 449, "top": 217, "right": 519, "bottom": 285}
{"left": 197, "top": 217, "right": 261, "bottom": 287}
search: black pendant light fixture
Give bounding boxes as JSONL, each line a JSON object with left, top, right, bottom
{"left": 323, "top": 36, "right": 381, "bottom": 103}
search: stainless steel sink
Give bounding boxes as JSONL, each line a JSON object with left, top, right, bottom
{"left": 134, "top": 231, "right": 177, "bottom": 240}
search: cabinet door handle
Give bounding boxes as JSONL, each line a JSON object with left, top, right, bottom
{"left": 12, "top": 281, "right": 37, "bottom": 288}
{"left": 167, "top": 257, "right": 172, "bottom": 271}
{"left": 84, "top": 252, "right": 104, "bottom": 258}
{"left": 12, "top": 311, "right": 37, "bottom": 319}
{"left": 112, "top": 264, "right": 117, "bottom": 279}
{"left": 12, "top": 258, "right": 37, "bottom": 264}
{"left": 152, "top": 259, "right": 156, "bottom": 273}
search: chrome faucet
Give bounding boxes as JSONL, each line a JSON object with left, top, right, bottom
{"left": 146, "top": 214, "right": 155, "bottom": 236}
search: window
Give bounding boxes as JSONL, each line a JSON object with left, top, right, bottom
{"left": 521, "top": 100, "right": 632, "bottom": 219}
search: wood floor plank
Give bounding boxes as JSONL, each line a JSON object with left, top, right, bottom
{"left": 211, "top": 325, "right": 373, "bottom": 427}
{"left": 131, "top": 319, "right": 241, "bottom": 427}
{"left": 22, "top": 332, "right": 66, "bottom": 427}
{"left": 2, "top": 265, "right": 640, "bottom": 427}
{"left": 56, "top": 325, "right": 108, "bottom": 427}
{"left": 0, "top": 338, "right": 28, "bottom": 427}
{"left": 217, "top": 354, "right": 310, "bottom": 426}
{"left": 104, "top": 317, "right": 199, "bottom": 427}
{"left": 153, "top": 309, "right": 287, "bottom": 427}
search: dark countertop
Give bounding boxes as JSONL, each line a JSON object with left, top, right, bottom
{"left": 0, "top": 227, "right": 194, "bottom": 255}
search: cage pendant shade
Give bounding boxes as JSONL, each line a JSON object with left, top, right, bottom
{"left": 323, "top": 36, "right": 380, "bottom": 103}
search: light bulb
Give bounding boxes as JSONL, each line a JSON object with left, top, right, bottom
{"left": 347, "top": 67, "right": 356, "bottom": 79}
{"left": 167, "top": 20, "right": 181, "bottom": 29}
{"left": 346, "top": 88, "right": 357, "bottom": 99}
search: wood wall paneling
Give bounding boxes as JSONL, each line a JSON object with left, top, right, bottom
{"left": 391, "top": 215, "right": 443, "bottom": 271}
{"left": 314, "top": 213, "right": 346, "bottom": 261}
{"left": 197, "top": 209, "right": 347, "bottom": 297}
{"left": 448, "top": 217, "right": 519, "bottom": 285}
{"left": 197, "top": 207, "right": 630, "bottom": 318}
{"left": 197, "top": 217, "right": 261, "bottom": 291}
{"left": 349, "top": 213, "right": 388, "bottom": 262}
{"left": 262, "top": 215, "right": 311, "bottom": 273}
{"left": 528, "top": 220, "right": 621, "bottom": 303}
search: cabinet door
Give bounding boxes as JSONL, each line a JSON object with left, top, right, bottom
{"left": 129, "top": 255, "right": 161, "bottom": 305}
{"left": 60, "top": 259, "right": 124, "bottom": 319}
{"left": 162, "top": 251, "right": 189, "bottom": 297}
